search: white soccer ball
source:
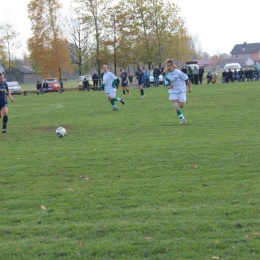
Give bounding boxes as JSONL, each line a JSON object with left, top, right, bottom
{"left": 56, "top": 127, "right": 67, "bottom": 138}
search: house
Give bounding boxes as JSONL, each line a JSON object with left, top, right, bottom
{"left": 4, "top": 66, "right": 41, "bottom": 84}
{"left": 230, "top": 42, "right": 260, "bottom": 62}
{"left": 215, "top": 57, "right": 254, "bottom": 70}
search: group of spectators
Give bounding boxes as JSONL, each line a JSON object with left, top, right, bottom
{"left": 222, "top": 68, "right": 260, "bottom": 83}
{"left": 181, "top": 66, "right": 205, "bottom": 85}
{"left": 36, "top": 80, "right": 49, "bottom": 94}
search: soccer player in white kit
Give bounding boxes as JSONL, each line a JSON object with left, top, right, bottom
{"left": 99, "top": 65, "right": 125, "bottom": 111}
{"left": 165, "top": 59, "right": 192, "bottom": 124}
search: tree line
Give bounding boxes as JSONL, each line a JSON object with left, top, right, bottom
{"left": 0, "top": 0, "right": 207, "bottom": 81}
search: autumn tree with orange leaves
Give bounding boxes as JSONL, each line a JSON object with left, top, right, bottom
{"left": 27, "top": 0, "right": 71, "bottom": 82}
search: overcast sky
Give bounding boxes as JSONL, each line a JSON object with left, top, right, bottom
{"left": 1, "top": 0, "right": 260, "bottom": 58}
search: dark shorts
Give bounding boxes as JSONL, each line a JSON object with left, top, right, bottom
{"left": 0, "top": 101, "right": 7, "bottom": 109}
{"left": 121, "top": 82, "right": 128, "bottom": 87}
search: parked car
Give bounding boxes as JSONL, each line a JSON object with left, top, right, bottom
{"left": 149, "top": 70, "right": 164, "bottom": 85}
{"left": 42, "top": 78, "right": 60, "bottom": 92}
{"left": 78, "top": 75, "right": 94, "bottom": 90}
{"left": 6, "top": 81, "right": 21, "bottom": 95}
{"left": 223, "top": 63, "right": 241, "bottom": 72}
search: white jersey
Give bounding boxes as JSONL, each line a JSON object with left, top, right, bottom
{"left": 165, "top": 69, "right": 188, "bottom": 94}
{"left": 103, "top": 71, "right": 117, "bottom": 93}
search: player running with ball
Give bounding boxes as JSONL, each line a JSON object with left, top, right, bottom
{"left": 99, "top": 65, "right": 125, "bottom": 111}
{"left": 165, "top": 59, "right": 192, "bottom": 124}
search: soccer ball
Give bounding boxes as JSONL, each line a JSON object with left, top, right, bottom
{"left": 56, "top": 127, "right": 67, "bottom": 138}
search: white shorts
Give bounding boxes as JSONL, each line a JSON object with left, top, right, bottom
{"left": 106, "top": 91, "right": 116, "bottom": 98}
{"left": 169, "top": 92, "right": 186, "bottom": 102}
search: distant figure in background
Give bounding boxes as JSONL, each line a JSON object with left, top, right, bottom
{"left": 82, "top": 77, "right": 90, "bottom": 91}
{"left": 193, "top": 66, "right": 199, "bottom": 85}
{"left": 128, "top": 72, "right": 134, "bottom": 88}
{"left": 36, "top": 80, "right": 42, "bottom": 95}
{"left": 227, "top": 68, "right": 233, "bottom": 82}
{"left": 198, "top": 66, "right": 204, "bottom": 84}
{"left": 222, "top": 70, "right": 228, "bottom": 83}
{"left": 120, "top": 68, "right": 130, "bottom": 95}
{"left": 153, "top": 66, "right": 161, "bottom": 87}
{"left": 41, "top": 80, "right": 49, "bottom": 94}
{"left": 144, "top": 66, "right": 150, "bottom": 88}
{"left": 238, "top": 68, "right": 245, "bottom": 82}
{"left": 0, "top": 72, "right": 15, "bottom": 133}
{"left": 92, "top": 71, "right": 99, "bottom": 90}
{"left": 181, "top": 66, "right": 187, "bottom": 75}
{"left": 233, "top": 69, "right": 238, "bottom": 82}
{"left": 135, "top": 62, "right": 145, "bottom": 98}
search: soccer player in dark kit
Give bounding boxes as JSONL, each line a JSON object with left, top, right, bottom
{"left": 0, "top": 73, "right": 15, "bottom": 133}
{"left": 120, "top": 68, "right": 130, "bottom": 96}
{"left": 135, "top": 62, "right": 146, "bottom": 98}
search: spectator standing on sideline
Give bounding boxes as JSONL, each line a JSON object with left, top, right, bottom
{"left": 135, "top": 62, "right": 146, "bottom": 98}
{"left": 164, "top": 59, "right": 192, "bottom": 124}
{"left": 153, "top": 66, "right": 161, "bottom": 87}
{"left": 233, "top": 69, "right": 238, "bottom": 82}
{"left": 222, "top": 70, "right": 228, "bottom": 83}
{"left": 98, "top": 65, "right": 125, "bottom": 111}
{"left": 42, "top": 80, "right": 49, "bottom": 94}
{"left": 193, "top": 66, "right": 199, "bottom": 85}
{"left": 238, "top": 68, "right": 244, "bottom": 82}
{"left": 144, "top": 66, "right": 150, "bottom": 88}
{"left": 198, "top": 66, "right": 204, "bottom": 84}
{"left": 120, "top": 68, "right": 130, "bottom": 96}
{"left": 227, "top": 68, "right": 233, "bottom": 82}
{"left": 181, "top": 66, "right": 187, "bottom": 75}
{"left": 36, "top": 80, "right": 42, "bottom": 95}
{"left": 92, "top": 71, "right": 99, "bottom": 90}
{"left": 82, "top": 77, "right": 90, "bottom": 91}
{"left": 0, "top": 72, "right": 15, "bottom": 133}
{"left": 128, "top": 72, "right": 134, "bottom": 89}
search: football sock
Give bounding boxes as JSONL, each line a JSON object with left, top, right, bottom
{"left": 177, "top": 110, "right": 185, "bottom": 120}
{"left": 3, "top": 116, "right": 8, "bottom": 129}
{"left": 140, "top": 89, "right": 144, "bottom": 96}
{"left": 110, "top": 101, "right": 115, "bottom": 106}
{"left": 113, "top": 97, "right": 122, "bottom": 101}
{"left": 126, "top": 89, "right": 129, "bottom": 94}
{"left": 123, "top": 90, "right": 126, "bottom": 95}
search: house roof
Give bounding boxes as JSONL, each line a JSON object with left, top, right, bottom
{"left": 17, "top": 66, "right": 36, "bottom": 74}
{"left": 230, "top": 42, "right": 260, "bottom": 54}
{"left": 194, "top": 59, "right": 211, "bottom": 66}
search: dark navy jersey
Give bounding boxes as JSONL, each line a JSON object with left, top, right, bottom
{"left": 0, "top": 82, "right": 8, "bottom": 104}
{"left": 120, "top": 72, "right": 128, "bottom": 82}
{"left": 135, "top": 68, "right": 144, "bottom": 83}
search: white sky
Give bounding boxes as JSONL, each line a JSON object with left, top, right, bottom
{"left": 1, "top": 0, "right": 260, "bottom": 58}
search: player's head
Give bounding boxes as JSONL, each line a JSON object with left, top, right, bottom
{"left": 120, "top": 68, "right": 124, "bottom": 72}
{"left": 166, "top": 59, "right": 177, "bottom": 72}
{"left": 0, "top": 73, "right": 4, "bottom": 84}
{"left": 103, "top": 65, "right": 109, "bottom": 73}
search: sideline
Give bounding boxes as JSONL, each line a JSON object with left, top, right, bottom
{"left": 9, "top": 104, "right": 64, "bottom": 118}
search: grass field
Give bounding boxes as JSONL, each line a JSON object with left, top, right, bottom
{"left": 1, "top": 82, "right": 260, "bottom": 259}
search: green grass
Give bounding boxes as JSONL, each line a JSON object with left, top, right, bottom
{"left": 1, "top": 82, "right": 260, "bottom": 259}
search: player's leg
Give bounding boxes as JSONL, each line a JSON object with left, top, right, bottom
{"left": 170, "top": 93, "right": 186, "bottom": 124}
{"left": 122, "top": 86, "right": 126, "bottom": 96}
{"left": 139, "top": 81, "right": 145, "bottom": 98}
{"left": 2, "top": 105, "right": 8, "bottom": 133}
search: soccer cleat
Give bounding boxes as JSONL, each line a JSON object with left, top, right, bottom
{"left": 113, "top": 107, "right": 118, "bottom": 111}
{"left": 2, "top": 128, "right": 6, "bottom": 133}
{"left": 179, "top": 119, "right": 186, "bottom": 124}
{"left": 121, "top": 99, "right": 125, "bottom": 105}
{"left": 141, "top": 94, "right": 145, "bottom": 98}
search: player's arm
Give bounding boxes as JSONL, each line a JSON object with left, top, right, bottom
{"left": 6, "top": 87, "right": 14, "bottom": 103}
{"left": 98, "top": 83, "right": 105, "bottom": 90}
{"left": 185, "top": 79, "right": 192, "bottom": 93}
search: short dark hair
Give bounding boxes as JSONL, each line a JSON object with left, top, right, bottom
{"left": 0, "top": 72, "right": 3, "bottom": 77}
